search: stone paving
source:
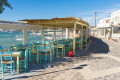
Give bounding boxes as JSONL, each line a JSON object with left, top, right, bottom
{"left": 86, "top": 36, "right": 120, "bottom": 80}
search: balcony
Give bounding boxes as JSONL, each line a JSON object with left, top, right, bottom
{"left": 113, "top": 19, "right": 120, "bottom": 26}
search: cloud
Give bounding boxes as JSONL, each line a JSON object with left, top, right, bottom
{"left": 78, "top": 3, "right": 120, "bottom": 26}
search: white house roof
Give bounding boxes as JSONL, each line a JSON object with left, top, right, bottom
{"left": 99, "top": 18, "right": 111, "bottom": 21}
{"left": 111, "top": 10, "right": 120, "bottom": 17}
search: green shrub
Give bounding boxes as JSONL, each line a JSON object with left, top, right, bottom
{"left": 69, "top": 48, "right": 73, "bottom": 51}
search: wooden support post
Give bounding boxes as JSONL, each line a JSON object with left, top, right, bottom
{"left": 86, "top": 26, "right": 88, "bottom": 45}
{"left": 81, "top": 25, "right": 83, "bottom": 50}
{"left": 54, "top": 28, "right": 56, "bottom": 40}
{"left": 73, "top": 23, "right": 76, "bottom": 55}
{"left": 104, "top": 28, "right": 106, "bottom": 37}
{"left": 42, "top": 28, "right": 45, "bottom": 41}
{"left": 112, "top": 27, "right": 113, "bottom": 38}
{"left": 66, "top": 28, "right": 69, "bottom": 39}
{"left": 23, "top": 29, "right": 27, "bottom": 43}
{"left": 62, "top": 28, "right": 64, "bottom": 39}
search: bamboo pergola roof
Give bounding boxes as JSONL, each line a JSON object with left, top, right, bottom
{"left": 20, "top": 17, "right": 89, "bottom": 28}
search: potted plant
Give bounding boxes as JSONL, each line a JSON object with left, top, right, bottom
{"left": 87, "top": 38, "right": 89, "bottom": 43}
{"left": 83, "top": 41, "right": 87, "bottom": 48}
{"left": 69, "top": 48, "right": 73, "bottom": 57}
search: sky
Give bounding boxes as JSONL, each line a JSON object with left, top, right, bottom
{"left": 0, "top": 0, "right": 120, "bottom": 26}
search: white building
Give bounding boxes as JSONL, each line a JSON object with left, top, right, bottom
{"left": 97, "top": 18, "right": 112, "bottom": 39}
{"left": 97, "top": 10, "right": 120, "bottom": 42}
{"left": 111, "top": 10, "right": 120, "bottom": 41}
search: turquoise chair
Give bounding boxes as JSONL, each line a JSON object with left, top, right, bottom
{"left": 0, "top": 48, "right": 15, "bottom": 77}
{"left": 35, "top": 42, "right": 45, "bottom": 48}
{"left": 70, "top": 39, "right": 73, "bottom": 49}
{"left": 38, "top": 47, "right": 50, "bottom": 64}
{"left": 16, "top": 44, "right": 25, "bottom": 58}
{"left": 76, "top": 38, "right": 80, "bottom": 49}
{"left": 29, "top": 46, "right": 37, "bottom": 64}
{"left": 45, "top": 41, "right": 51, "bottom": 47}
{"left": 16, "top": 44, "right": 23, "bottom": 51}
{"left": 45, "top": 42, "right": 55, "bottom": 61}
{"left": 56, "top": 44, "right": 65, "bottom": 57}
{"left": 9, "top": 46, "right": 14, "bottom": 51}
{"left": 19, "top": 49, "right": 29, "bottom": 71}
{"left": 64, "top": 42, "right": 70, "bottom": 56}
{"left": 50, "top": 44, "right": 55, "bottom": 62}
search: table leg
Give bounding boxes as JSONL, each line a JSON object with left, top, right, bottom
{"left": 17, "top": 56, "right": 19, "bottom": 74}
{"left": 50, "top": 49, "right": 52, "bottom": 62}
{"left": 37, "top": 49, "right": 39, "bottom": 64}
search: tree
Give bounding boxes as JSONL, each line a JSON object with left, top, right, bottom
{"left": 0, "top": 0, "right": 12, "bottom": 14}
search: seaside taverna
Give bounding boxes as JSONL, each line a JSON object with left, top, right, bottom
{"left": 0, "top": 17, "right": 89, "bottom": 79}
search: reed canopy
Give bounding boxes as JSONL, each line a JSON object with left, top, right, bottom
{"left": 20, "top": 17, "right": 89, "bottom": 55}
{"left": 20, "top": 17, "right": 89, "bottom": 28}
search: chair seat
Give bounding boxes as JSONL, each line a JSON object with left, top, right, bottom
{"left": 19, "top": 58, "right": 25, "bottom": 60}
{"left": 58, "top": 48, "right": 63, "bottom": 51}
{"left": 41, "top": 54, "right": 47, "bottom": 56}
{"left": 32, "top": 53, "right": 37, "bottom": 55}
{"left": 3, "top": 61, "right": 14, "bottom": 64}
{"left": 19, "top": 49, "right": 26, "bottom": 51}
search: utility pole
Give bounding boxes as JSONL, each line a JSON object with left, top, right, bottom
{"left": 95, "top": 12, "right": 96, "bottom": 28}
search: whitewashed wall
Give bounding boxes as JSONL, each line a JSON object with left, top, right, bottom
{"left": 112, "top": 33, "right": 120, "bottom": 40}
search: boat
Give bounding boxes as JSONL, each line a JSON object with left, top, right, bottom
{"left": 29, "top": 32, "right": 41, "bottom": 35}
{"left": 16, "top": 35, "right": 23, "bottom": 41}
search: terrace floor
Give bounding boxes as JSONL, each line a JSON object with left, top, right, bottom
{"left": 1, "top": 36, "right": 120, "bottom": 80}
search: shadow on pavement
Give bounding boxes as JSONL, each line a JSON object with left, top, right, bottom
{"left": 81, "top": 36, "right": 110, "bottom": 56}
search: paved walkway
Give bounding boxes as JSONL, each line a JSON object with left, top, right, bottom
{"left": 79, "top": 36, "right": 120, "bottom": 80}
{"left": 1, "top": 36, "right": 120, "bottom": 80}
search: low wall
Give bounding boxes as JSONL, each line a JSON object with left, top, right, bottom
{"left": 112, "top": 33, "right": 120, "bottom": 39}
{"left": 97, "top": 35, "right": 105, "bottom": 38}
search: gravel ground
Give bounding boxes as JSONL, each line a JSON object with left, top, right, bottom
{"left": 93, "top": 72, "right": 120, "bottom": 80}
{"left": 22, "top": 57, "right": 86, "bottom": 80}
{"left": 88, "top": 57, "right": 120, "bottom": 71}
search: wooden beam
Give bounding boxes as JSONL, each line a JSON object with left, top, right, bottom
{"left": 42, "top": 28, "right": 45, "bottom": 41}
{"left": 54, "top": 28, "right": 56, "bottom": 40}
{"left": 104, "top": 28, "right": 105, "bottom": 37}
{"left": 23, "top": 29, "right": 27, "bottom": 43}
{"left": 76, "top": 22, "right": 88, "bottom": 26}
{"left": 86, "top": 26, "right": 88, "bottom": 46}
{"left": 62, "top": 28, "right": 64, "bottom": 39}
{"left": 66, "top": 28, "right": 69, "bottom": 39}
{"left": 73, "top": 23, "right": 76, "bottom": 55}
{"left": 81, "top": 25, "right": 83, "bottom": 50}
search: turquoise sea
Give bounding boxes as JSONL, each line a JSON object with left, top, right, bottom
{"left": 0, "top": 31, "right": 63, "bottom": 48}
{"left": 0, "top": 31, "right": 43, "bottom": 48}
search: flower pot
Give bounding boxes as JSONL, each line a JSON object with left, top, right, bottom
{"left": 69, "top": 51, "right": 73, "bottom": 57}
{"left": 84, "top": 44, "right": 87, "bottom": 48}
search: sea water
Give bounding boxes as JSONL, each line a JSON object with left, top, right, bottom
{"left": 0, "top": 31, "right": 63, "bottom": 49}
{"left": 0, "top": 31, "right": 42, "bottom": 48}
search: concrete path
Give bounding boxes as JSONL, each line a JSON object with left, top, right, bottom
{"left": 80, "top": 36, "right": 120, "bottom": 80}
